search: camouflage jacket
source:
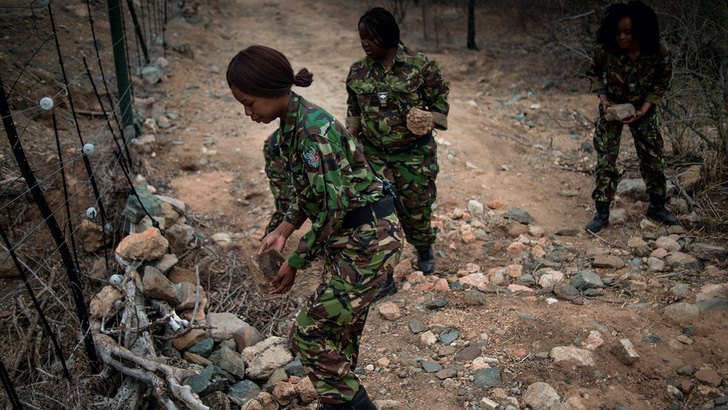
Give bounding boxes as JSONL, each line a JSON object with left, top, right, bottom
{"left": 586, "top": 45, "right": 672, "bottom": 105}
{"left": 346, "top": 43, "right": 449, "bottom": 151}
{"left": 263, "top": 130, "right": 292, "bottom": 235}
{"left": 273, "top": 93, "right": 384, "bottom": 270}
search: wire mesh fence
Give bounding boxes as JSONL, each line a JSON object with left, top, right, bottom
{"left": 0, "top": 1, "right": 173, "bottom": 407}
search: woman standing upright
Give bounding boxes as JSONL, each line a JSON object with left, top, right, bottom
{"left": 346, "top": 7, "right": 449, "bottom": 274}
{"left": 227, "top": 45, "right": 402, "bottom": 409}
{"left": 585, "top": 1, "right": 678, "bottom": 233}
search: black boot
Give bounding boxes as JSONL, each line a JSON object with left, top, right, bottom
{"left": 350, "top": 386, "right": 377, "bottom": 410}
{"left": 317, "top": 386, "right": 376, "bottom": 410}
{"left": 373, "top": 273, "right": 397, "bottom": 302}
{"left": 416, "top": 245, "right": 435, "bottom": 275}
{"left": 646, "top": 194, "right": 678, "bottom": 225}
{"left": 586, "top": 201, "right": 610, "bottom": 233}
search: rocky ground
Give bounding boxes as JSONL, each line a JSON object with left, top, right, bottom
{"left": 102, "top": 0, "right": 727, "bottom": 408}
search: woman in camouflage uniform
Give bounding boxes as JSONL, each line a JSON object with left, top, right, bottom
{"left": 346, "top": 7, "right": 449, "bottom": 274}
{"left": 585, "top": 1, "right": 678, "bottom": 232}
{"left": 227, "top": 45, "right": 402, "bottom": 409}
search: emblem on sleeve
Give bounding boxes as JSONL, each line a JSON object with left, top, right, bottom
{"left": 302, "top": 146, "right": 320, "bottom": 168}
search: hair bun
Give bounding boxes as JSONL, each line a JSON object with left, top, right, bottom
{"left": 293, "top": 68, "right": 314, "bottom": 87}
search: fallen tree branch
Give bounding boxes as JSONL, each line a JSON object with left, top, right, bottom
{"left": 93, "top": 332, "right": 208, "bottom": 410}
{"left": 669, "top": 176, "right": 698, "bottom": 208}
{"left": 191, "top": 266, "right": 201, "bottom": 327}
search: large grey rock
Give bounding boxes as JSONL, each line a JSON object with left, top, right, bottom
{"left": 689, "top": 243, "right": 727, "bottom": 261}
{"left": 227, "top": 380, "right": 261, "bottom": 407}
{"left": 155, "top": 194, "right": 186, "bottom": 215}
{"left": 185, "top": 364, "right": 215, "bottom": 394}
{"left": 284, "top": 357, "right": 306, "bottom": 377}
{"left": 233, "top": 324, "right": 266, "bottom": 352}
{"left": 456, "top": 345, "right": 482, "bottom": 362}
{"left": 550, "top": 346, "right": 595, "bottom": 367}
{"left": 695, "top": 298, "right": 728, "bottom": 313}
{"left": 421, "top": 361, "right": 442, "bottom": 373}
{"left": 124, "top": 182, "right": 162, "bottom": 224}
{"left": 538, "top": 270, "right": 564, "bottom": 289}
{"left": 216, "top": 346, "right": 246, "bottom": 379}
{"left": 472, "top": 368, "right": 501, "bottom": 388}
{"left": 140, "top": 64, "right": 163, "bottom": 85}
{"left": 142, "top": 266, "right": 179, "bottom": 304}
{"left": 439, "top": 328, "right": 460, "bottom": 345}
{"left": 664, "top": 302, "right": 700, "bottom": 322}
{"left": 523, "top": 382, "right": 561, "bottom": 410}
{"left": 242, "top": 336, "right": 293, "bottom": 380}
{"left": 408, "top": 319, "right": 427, "bottom": 333}
{"left": 208, "top": 312, "right": 251, "bottom": 342}
{"left": 656, "top": 236, "right": 681, "bottom": 252}
{"left": 188, "top": 338, "right": 215, "bottom": 358}
{"left": 592, "top": 255, "right": 625, "bottom": 269}
{"left": 571, "top": 271, "right": 604, "bottom": 290}
{"left": 153, "top": 253, "right": 178, "bottom": 274}
{"left": 604, "top": 103, "right": 635, "bottom": 121}
{"left": 165, "top": 222, "right": 197, "bottom": 254}
{"left": 627, "top": 236, "right": 650, "bottom": 257}
{"left": 666, "top": 252, "right": 700, "bottom": 270}
{"left": 610, "top": 339, "right": 640, "bottom": 365}
{"left": 647, "top": 257, "right": 666, "bottom": 271}
{"left": 617, "top": 178, "right": 646, "bottom": 200}
{"left": 201, "top": 391, "right": 230, "bottom": 410}
{"left": 504, "top": 208, "right": 533, "bottom": 225}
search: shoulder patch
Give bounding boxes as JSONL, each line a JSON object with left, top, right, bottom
{"left": 302, "top": 146, "right": 320, "bottom": 168}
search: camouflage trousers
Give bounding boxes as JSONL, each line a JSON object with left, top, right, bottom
{"left": 289, "top": 213, "right": 402, "bottom": 405}
{"left": 363, "top": 139, "right": 439, "bottom": 248}
{"left": 592, "top": 106, "right": 667, "bottom": 203}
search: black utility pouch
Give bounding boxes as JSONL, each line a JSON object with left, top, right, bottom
{"left": 383, "top": 180, "right": 405, "bottom": 216}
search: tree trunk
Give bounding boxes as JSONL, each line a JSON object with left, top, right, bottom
{"left": 421, "top": 0, "right": 428, "bottom": 41}
{"left": 467, "top": 0, "right": 477, "bottom": 50}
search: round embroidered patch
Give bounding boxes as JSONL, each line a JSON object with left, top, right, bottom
{"left": 302, "top": 146, "right": 320, "bottom": 168}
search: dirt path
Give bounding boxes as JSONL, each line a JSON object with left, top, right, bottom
{"left": 148, "top": 1, "right": 728, "bottom": 409}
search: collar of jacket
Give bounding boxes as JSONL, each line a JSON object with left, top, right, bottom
{"left": 276, "top": 92, "right": 303, "bottom": 148}
{"left": 365, "top": 42, "right": 410, "bottom": 68}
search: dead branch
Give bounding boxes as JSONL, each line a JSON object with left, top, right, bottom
{"left": 661, "top": 106, "right": 719, "bottom": 150}
{"left": 669, "top": 176, "right": 698, "bottom": 208}
{"left": 586, "top": 229, "right": 621, "bottom": 249}
{"left": 93, "top": 333, "right": 207, "bottom": 410}
{"left": 191, "top": 266, "right": 201, "bottom": 327}
{"left": 554, "top": 9, "right": 595, "bottom": 22}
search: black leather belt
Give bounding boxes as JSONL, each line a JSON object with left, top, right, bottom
{"left": 342, "top": 196, "right": 395, "bottom": 229}
{"left": 363, "top": 133, "right": 433, "bottom": 155}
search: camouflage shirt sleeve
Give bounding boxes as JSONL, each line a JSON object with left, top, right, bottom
{"left": 263, "top": 134, "right": 293, "bottom": 235}
{"left": 586, "top": 47, "right": 608, "bottom": 95}
{"left": 345, "top": 64, "right": 362, "bottom": 130}
{"left": 287, "top": 134, "right": 349, "bottom": 270}
{"left": 421, "top": 57, "right": 449, "bottom": 130}
{"left": 645, "top": 46, "right": 673, "bottom": 104}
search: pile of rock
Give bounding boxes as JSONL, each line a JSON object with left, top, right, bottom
{"left": 87, "top": 183, "right": 315, "bottom": 409}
